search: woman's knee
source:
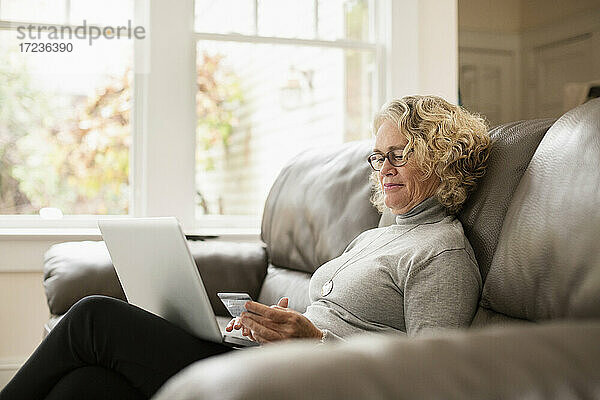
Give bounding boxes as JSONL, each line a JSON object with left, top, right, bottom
{"left": 53, "top": 295, "right": 133, "bottom": 350}
{"left": 64, "top": 295, "right": 129, "bottom": 327}
{"left": 70, "top": 295, "right": 126, "bottom": 314}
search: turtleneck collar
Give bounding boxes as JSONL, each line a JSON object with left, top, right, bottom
{"left": 394, "top": 196, "right": 449, "bottom": 226}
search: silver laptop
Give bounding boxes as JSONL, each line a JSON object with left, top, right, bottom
{"left": 98, "top": 217, "right": 257, "bottom": 348}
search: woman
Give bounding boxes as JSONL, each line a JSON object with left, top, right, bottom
{"left": 0, "top": 95, "right": 491, "bottom": 399}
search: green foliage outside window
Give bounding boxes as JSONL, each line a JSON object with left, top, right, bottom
{"left": 0, "top": 51, "right": 130, "bottom": 215}
{"left": 195, "top": 51, "right": 244, "bottom": 215}
{"left": 0, "top": 49, "right": 242, "bottom": 215}
{"left": 196, "top": 51, "right": 243, "bottom": 172}
{"left": 0, "top": 55, "right": 49, "bottom": 214}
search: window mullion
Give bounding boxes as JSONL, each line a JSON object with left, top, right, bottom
{"left": 313, "top": 0, "right": 318, "bottom": 39}
{"left": 253, "top": 0, "right": 258, "bottom": 35}
{"left": 65, "top": 0, "right": 71, "bottom": 25}
{"left": 134, "top": 0, "right": 196, "bottom": 229}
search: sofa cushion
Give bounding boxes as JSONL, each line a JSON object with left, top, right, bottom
{"left": 261, "top": 140, "right": 381, "bottom": 274}
{"left": 257, "top": 265, "right": 312, "bottom": 313}
{"left": 481, "top": 98, "right": 600, "bottom": 320}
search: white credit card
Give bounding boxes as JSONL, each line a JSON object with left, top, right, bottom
{"left": 217, "top": 292, "right": 252, "bottom": 318}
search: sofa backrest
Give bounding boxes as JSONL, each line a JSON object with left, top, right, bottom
{"left": 479, "top": 98, "right": 600, "bottom": 322}
{"left": 458, "top": 118, "right": 554, "bottom": 280}
{"left": 261, "top": 140, "right": 381, "bottom": 274}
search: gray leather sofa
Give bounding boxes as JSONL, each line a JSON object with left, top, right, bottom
{"left": 43, "top": 98, "right": 600, "bottom": 399}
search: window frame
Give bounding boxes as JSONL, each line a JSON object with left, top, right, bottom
{"left": 0, "top": 0, "right": 396, "bottom": 234}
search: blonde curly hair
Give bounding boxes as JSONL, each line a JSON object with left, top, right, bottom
{"left": 370, "top": 95, "right": 491, "bottom": 214}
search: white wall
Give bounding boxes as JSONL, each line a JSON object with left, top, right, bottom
{"left": 0, "top": 272, "right": 47, "bottom": 349}
{"left": 0, "top": 271, "right": 49, "bottom": 389}
{"left": 418, "top": 0, "right": 459, "bottom": 102}
{"left": 520, "top": 0, "right": 600, "bottom": 30}
{"left": 521, "top": 11, "right": 600, "bottom": 119}
{"left": 387, "top": 0, "right": 459, "bottom": 104}
{"left": 459, "top": 0, "right": 600, "bottom": 32}
{"left": 459, "top": 0, "right": 521, "bottom": 33}
{"left": 458, "top": 0, "right": 600, "bottom": 125}
{"left": 0, "top": 234, "right": 104, "bottom": 389}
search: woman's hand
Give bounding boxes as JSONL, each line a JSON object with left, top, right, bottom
{"left": 225, "top": 317, "right": 248, "bottom": 334}
{"left": 225, "top": 317, "right": 256, "bottom": 341}
{"left": 225, "top": 316, "right": 252, "bottom": 337}
{"left": 224, "top": 297, "right": 291, "bottom": 342}
{"left": 240, "top": 299, "right": 323, "bottom": 344}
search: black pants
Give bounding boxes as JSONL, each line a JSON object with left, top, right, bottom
{"left": 0, "top": 295, "right": 234, "bottom": 400}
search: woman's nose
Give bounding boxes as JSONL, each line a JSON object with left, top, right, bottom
{"left": 381, "top": 158, "right": 397, "bottom": 175}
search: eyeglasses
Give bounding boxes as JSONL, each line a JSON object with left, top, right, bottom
{"left": 367, "top": 149, "right": 410, "bottom": 171}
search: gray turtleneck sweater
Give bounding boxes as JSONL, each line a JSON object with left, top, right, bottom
{"left": 303, "top": 197, "right": 481, "bottom": 342}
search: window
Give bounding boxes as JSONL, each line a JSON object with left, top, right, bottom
{"left": 194, "top": 0, "right": 379, "bottom": 218}
{"left": 0, "top": 0, "right": 134, "bottom": 216}
{"left": 0, "top": 0, "right": 390, "bottom": 232}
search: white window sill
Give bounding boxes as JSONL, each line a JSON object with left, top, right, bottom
{"left": 0, "top": 228, "right": 103, "bottom": 240}
{"left": 0, "top": 227, "right": 261, "bottom": 241}
{"left": 0, "top": 214, "right": 262, "bottom": 241}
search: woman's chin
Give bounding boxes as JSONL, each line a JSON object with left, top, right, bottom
{"left": 384, "top": 198, "right": 409, "bottom": 214}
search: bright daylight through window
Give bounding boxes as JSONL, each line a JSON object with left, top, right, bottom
{"left": 0, "top": 0, "right": 133, "bottom": 216}
{"left": 194, "top": 0, "right": 378, "bottom": 218}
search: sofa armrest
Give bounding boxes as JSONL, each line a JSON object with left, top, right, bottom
{"left": 43, "top": 240, "right": 268, "bottom": 317}
{"left": 43, "top": 241, "right": 126, "bottom": 316}
{"left": 153, "top": 320, "right": 600, "bottom": 400}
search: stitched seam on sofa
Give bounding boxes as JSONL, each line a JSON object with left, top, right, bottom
{"left": 477, "top": 304, "right": 531, "bottom": 322}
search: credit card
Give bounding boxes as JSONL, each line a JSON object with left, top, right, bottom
{"left": 217, "top": 292, "right": 252, "bottom": 318}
